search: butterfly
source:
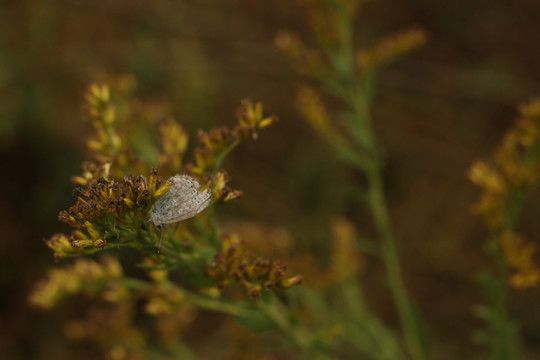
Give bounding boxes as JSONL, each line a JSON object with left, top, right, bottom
{"left": 150, "top": 174, "right": 212, "bottom": 232}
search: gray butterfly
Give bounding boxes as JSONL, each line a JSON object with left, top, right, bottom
{"left": 150, "top": 174, "right": 212, "bottom": 231}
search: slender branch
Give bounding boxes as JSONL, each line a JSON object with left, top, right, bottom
{"left": 213, "top": 139, "right": 241, "bottom": 175}
{"left": 257, "top": 295, "right": 314, "bottom": 354}
{"left": 120, "top": 277, "right": 260, "bottom": 319}
{"left": 366, "top": 166, "right": 427, "bottom": 360}
{"left": 185, "top": 292, "right": 259, "bottom": 319}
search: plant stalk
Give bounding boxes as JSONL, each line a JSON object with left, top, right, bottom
{"left": 367, "top": 165, "right": 427, "bottom": 360}
{"left": 258, "top": 296, "right": 312, "bottom": 353}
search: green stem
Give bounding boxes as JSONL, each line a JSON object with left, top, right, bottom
{"left": 366, "top": 165, "right": 427, "bottom": 360}
{"left": 343, "top": 68, "right": 427, "bottom": 360}
{"left": 486, "top": 189, "right": 526, "bottom": 358}
{"left": 205, "top": 206, "right": 220, "bottom": 249}
{"left": 348, "top": 87, "right": 376, "bottom": 151}
{"left": 486, "top": 231, "right": 518, "bottom": 359}
{"left": 184, "top": 292, "right": 258, "bottom": 319}
{"left": 493, "top": 251, "right": 512, "bottom": 359}
{"left": 204, "top": 138, "right": 242, "bottom": 249}
{"left": 121, "top": 277, "right": 259, "bottom": 318}
{"left": 213, "top": 139, "right": 241, "bottom": 175}
{"left": 258, "top": 295, "right": 313, "bottom": 354}
{"left": 120, "top": 277, "right": 155, "bottom": 292}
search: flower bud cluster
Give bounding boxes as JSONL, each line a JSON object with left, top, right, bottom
{"left": 49, "top": 168, "right": 169, "bottom": 259}
{"left": 205, "top": 234, "right": 303, "bottom": 299}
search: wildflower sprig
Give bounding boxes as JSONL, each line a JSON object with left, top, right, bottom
{"left": 32, "top": 81, "right": 306, "bottom": 358}
{"left": 184, "top": 99, "right": 277, "bottom": 205}
{"left": 468, "top": 98, "right": 540, "bottom": 360}
{"left": 29, "top": 256, "right": 265, "bottom": 321}
{"left": 84, "top": 84, "right": 138, "bottom": 178}
{"left": 470, "top": 98, "right": 540, "bottom": 288}
{"left": 277, "top": 1, "right": 429, "bottom": 359}
{"left": 46, "top": 84, "right": 281, "bottom": 262}
{"left": 185, "top": 99, "right": 278, "bottom": 177}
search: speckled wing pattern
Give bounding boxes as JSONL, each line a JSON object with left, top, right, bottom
{"left": 150, "top": 174, "right": 212, "bottom": 227}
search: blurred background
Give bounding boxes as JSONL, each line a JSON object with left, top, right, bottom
{"left": 2, "top": 0, "right": 540, "bottom": 358}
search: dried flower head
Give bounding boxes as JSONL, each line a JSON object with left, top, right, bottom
{"left": 49, "top": 168, "right": 170, "bottom": 259}
{"left": 205, "top": 234, "right": 303, "bottom": 299}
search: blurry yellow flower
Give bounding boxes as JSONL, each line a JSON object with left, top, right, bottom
{"left": 145, "top": 286, "right": 186, "bottom": 315}
{"left": 234, "top": 99, "right": 278, "bottom": 140}
{"left": 296, "top": 86, "right": 334, "bottom": 139}
{"left": 275, "top": 31, "right": 323, "bottom": 76}
{"left": 143, "top": 258, "right": 169, "bottom": 284}
{"left": 330, "top": 218, "right": 364, "bottom": 280}
{"left": 469, "top": 161, "right": 506, "bottom": 194}
{"left": 500, "top": 231, "right": 540, "bottom": 289}
{"left": 86, "top": 84, "right": 110, "bottom": 109}
{"left": 356, "top": 28, "right": 427, "bottom": 74}
{"left": 30, "top": 256, "right": 125, "bottom": 309}
{"left": 158, "top": 118, "right": 189, "bottom": 176}
{"left": 275, "top": 31, "right": 303, "bottom": 59}
{"left": 518, "top": 98, "right": 540, "bottom": 119}
{"left": 471, "top": 98, "right": 540, "bottom": 289}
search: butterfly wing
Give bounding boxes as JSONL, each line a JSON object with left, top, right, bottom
{"left": 151, "top": 175, "right": 212, "bottom": 226}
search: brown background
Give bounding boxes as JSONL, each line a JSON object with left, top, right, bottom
{"left": 2, "top": 0, "right": 540, "bottom": 358}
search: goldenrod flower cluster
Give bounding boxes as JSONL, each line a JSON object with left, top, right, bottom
{"left": 84, "top": 84, "right": 136, "bottom": 178}
{"left": 43, "top": 83, "right": 281, "bottom": 260}
{"left": 30, "top": 255, "right": 191, "bottom": 319}
{"left": 185, "top": 99, "right": 278, "bottom": 177}
{"left": 276, "top": 1, "right": 426, "bottom": 171}
{"left": 184, "top": 99, "right": 277, "bottom": 203}
{"left": 500, "top": 231, "right": 540, "bottom": 289}
{"left": 51, "top": 167, "right": 169, "bottom": 259}
{"left": 356, "top": 28, "right": 427, "bottom": 74}
{"left": 205, "top": 234, "right": 303, "bottom": 299}
{"left": 276, "top": 3, "right": 426, "bottom": 79}
{"left": 329, "top": 218, "right": 364, "bottom": 280}
{"left": 470, "top": 98, "right": 540, "bottom": 288}
{"left": 158, "top": 119, "right": 188, "bottom": 178}
{"left": 274, "top": 31, "right": 323, "bottom": 76}
{"left": 30, "top": 256, "right": 127, "bottom": 309}
{"left": 295, "top": 87, "right": 335, "bottom": 141}
{"left": 32, "top": 80, "right": 300, "bottom": 326}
